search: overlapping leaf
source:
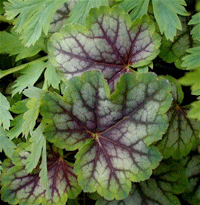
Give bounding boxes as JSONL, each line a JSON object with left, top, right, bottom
{"left": 189, "top": 13, "right": 200, "bottom": 42}
{"left": 159, "top": 16, "right": 200, "bottom": 69}
{"left": 0, "top": 143, "right": 82, "bottom": 205}
{"left": 49, "top": 6, "right": 160, "bottom": 89}
{"left": 96, "top": 160, "right": 188, "bottom": 205}
{"left": 182, "top": 152, "right": 200, "bottom": 204}
{"left": 41, "top": 71, "right": 172, "bottom": 200}
{"left": 4, "top": 0, "right": 67, "bottom": 46}
{"left": 156, "top": 76, "right": 200, "bottom": 159}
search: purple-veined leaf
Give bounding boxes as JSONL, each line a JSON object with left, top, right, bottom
{"left": 41, "top": 71, "right": 172, "bottom": 200}
{"left": 156, "top": 76, "right": 200, "bottom": 159}
{"left": 182, "top": 152, "right": 200, "bottom": 205}
{"left": 48, "top": 6, "right": 161, "bottom": 90}
{"left": 0, "top": 143, "right": 81, "bottom": 205}
{"left": 96, "top": 159, "right": 188, "bottom": 205}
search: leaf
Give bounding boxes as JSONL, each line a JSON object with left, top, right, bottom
{"left": 182, "top": 152, "right": 200, "bottom": 204}
{"left": 96, "top": 159, "right": 188, "bottom": 205}
{"left": 189, "top": 13, "right": 200, "bottom": 42}
{"left": 41, "top": 71, "right": 172, "bottom": 200}
{"left": 159, "top": 16, "right": 200, "bottom": 69}
{"left": 156, "top": 76, "right": 200, "bottom": 159}
{"left": 0, "top": 126, "right": 16, "bottom": 159}
{"left": 49, "top": 6, "right": 161, "bottom": 90}
{"left": 0, "top": 0, "right": 4, "bottom": 15}
{"left": 120, "top": 0, "right": 150, "bottom": 20}
{"left": 4, "top": 0, "right": 67, "bottom": 46}
{"left": 1, "top": 143, "right": 82, "bottom": 205}
{"left": 0, "top": 92, "right": 13, "bottom": 130}
{"left": 181, "top": 47, "right": 200, "bottom": 70}
{"left": 0, "top": 30, "right": 46, "bottom": 61}
{"left": 50, "top": 1, "right": 77, "bottom": 33}
{"left": 66, "top": 0, "right": 109, "bottom": 25}
{"left": 187, "top": 100, "right": 200, "bottom": 121}
{"left": 44, "top": 61, "right": 61, "bottom": 90}
{"left": 152, "top": 0, "right": 189, "bottom": 41}
{"left": 22, "top": 87, "right": 45, "bottom": 138}
{"left": 12, "top": 60, "right": 47, "bottom": 95}
{"left": 179, "top": 67, "right": 200, "bottom": 95}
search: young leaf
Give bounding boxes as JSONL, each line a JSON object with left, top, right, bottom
{"left": 66, "top": 0, "right": 109, "bottom": 25}
{"left": 50, "top": 0, "right": 77, "bottom": 33}
{"left": 181, "top": 47, "right": 200, "bottom": 70}
{"left": 0, "top": 126, "right": 16, "bottom": 159}
{"left": 4, "top": 0, "right": 67, "bottom": 46}
{"left": 152, "top": 0, "right": 189, "bottom": 41}
{"left": 41, "top": 70, "right": 172, "bottom": 200}
{"left": 188, "top": 13, "right": 200, "bottom": 42}
{"left": 49, "top": 6, "right": 160, "bottom": 89}
{"left": 156, "top": 76, "right": 200, "bottom": 159}
{"left": 0, "top": 30, "right": 45, "bottom": 61}
{"left": 1, "top": 143, "right": 82, "bottom": 205}
{"left": 96, "top": 160, "right": 188, "bottom": 205}
{"left": 0, "top": 92, "right": 13, "bottom": 130}
{"left": 159, "top": 16, "right": 200, "bottom": 69}
{"left": 182, "top": 152, "right": 200, "bottom": 204}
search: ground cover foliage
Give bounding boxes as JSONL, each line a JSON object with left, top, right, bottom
{"left": 0, "top": 0, "right": 200, "bottom": 204}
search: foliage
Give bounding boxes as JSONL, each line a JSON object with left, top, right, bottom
{"left": 0, "top": 0, "right": 200, "bottom": 204}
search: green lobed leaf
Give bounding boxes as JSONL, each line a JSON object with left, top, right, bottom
{"left": 156, "top": 76, "right": 200, "bottom": 159}
{"left": 66, "top": 0, "right": 109, "bottom": 25}
{"left": 0, "top": 92, "right": 13, "bottom": 130}
{"left": 152, "top": 0, "right": 189, "bottom": 41}
{"left": 187, "top": 100, "right": 200, "bottom": 121}
{"left": 181, "top": 47, "right": 200, "bottom": 70}
{"left": 49, "top": 6, "right": 161, "bottom": 90}
{"left": 41, "top": 70, "right": 172, "bottom": 200}
{"left": 0, "top": 126, "right": 16, "bottom": 159}
{"left": 0, "top": 30, "right": 46, "bottom": 61}
{"left": 96, "top": 160, "right": 188, "bottom": 205}
{"left": 189, "top": 13, "right": 200, "bottom": 42}
{"left": 0, "top": 143, "right": 82, "bottom": 205}
{"left": 118, "top": 0, "right": 150, "bottom": 20}
{"left": 179, "top": 66, "right": 200, "bottom": 95}
{"left": 159, "top": 16, "right": 200, "bottom": 69}
{"left": 182, "top": 152, "right": 200, "bottom": 204}
{"left": 12, "top": 60, "right": 47, "bottom": 96}
{"left": 4, "top": 0, "right": 67, "bottom": 46}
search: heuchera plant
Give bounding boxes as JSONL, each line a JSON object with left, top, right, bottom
{"left": 0, "top": 0, "right": 200, "bottom": 205}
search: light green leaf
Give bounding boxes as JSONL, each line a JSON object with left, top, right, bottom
{"left": 0, "top": 92, "right": 13, "bottom": 130}
{"left": 0, "top": 30, "right": 45, "bottom": 61}
{"left": 4, "top": 0, "right": 67, "bottom": 46}
{"left": 66, "top": 0, "right": 109, "bottom": 25}
{"left": 189, "top": 13, "right": 200, "bottom": 42}
{"left": 21, "top": 87, "right": 45, "bottom": 138}
{"left": 12, "top": 60, "right": 46, "bottom": 95}
{"left": 179, "top": 67, "right": 200, "bottom": 95}
{"left": 0, "top": 126, "right": 16, "bottom": 159}
{"left": 44, "top": 61, "right": 61, "bottom": 90}
{"left": 97, "top": 160, "right": 187, "bottom": 205}
{"left": 41, "top": 70, "right": 172, "bottom": 200}
{"left": 159, "top": 16, "right": 200, "bottom": 69}
{"left": 152, "top": 0, "right": 189, "bottom": 41}
{"left": 156, "top": 76, "right": 200, "bottom": 159}
{"left": 182, "top": 153, "right": 200, "bottom": 204}
{"left": 1, "top": 143, "right": 81, "bottom": 205}
{"left": 181, "top": 47, "right": 200, "bottom": 70}
{"left": 187, "top": 100, "right": 200, "bottom": 121}
{"left": 120, "top": 0, "right": 150, "bottom": 20}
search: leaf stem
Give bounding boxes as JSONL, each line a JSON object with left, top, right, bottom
{"left": 0, "top": 15, "right": 14, "bottom": 24}
{"left": 0, "top": 56, "right": 48, "bottom": 79}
